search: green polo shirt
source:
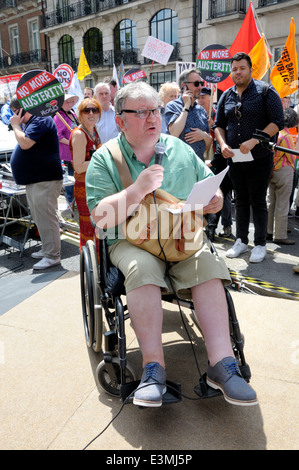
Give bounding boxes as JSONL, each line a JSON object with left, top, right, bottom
{"left": 86, "top": 133, "right": 212, "bottom": 244}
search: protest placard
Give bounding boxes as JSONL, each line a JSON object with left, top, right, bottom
{"left": 16, "top": 70, "right": 64, "bottom": 116}
{"left": 196, "top": 44, "right": 231, "bottom": 83}
{"left": 141, "top": 36, "right": 174, "bottom": 66}
{"left": 53, "top": 64, "right": 74, "bottom": 90}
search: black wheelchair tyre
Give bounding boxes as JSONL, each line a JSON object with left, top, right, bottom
{"left": 80, "top": 241, "right": 103, "bottom": 352}
{"left": 96, "top": 358, "right": 136, "bottom": 397}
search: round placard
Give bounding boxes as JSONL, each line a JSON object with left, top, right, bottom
{"left": 53, "top": 64, "right": 74, "bottom": 90}
{"left": 16, "top": 70, "right": 65, "bottom": 116}
{"left": 196, "top": 44, "right": 231, "bottom": 83}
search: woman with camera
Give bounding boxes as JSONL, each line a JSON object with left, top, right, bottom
{"left": 69, "top": 98, "right": 101, "bottom": 248}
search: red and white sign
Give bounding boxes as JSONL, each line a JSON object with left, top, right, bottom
{"left": 122, "top": 68, "right": 147, "bottom": 84}
{"left": 0, "top": 73, "right": 23, "bottom": 98}
{"left": 53, "top": 63, "right": 74, "bottom": 90}
{"left": 141, "top": 36, "right": 174, "bottom": 66}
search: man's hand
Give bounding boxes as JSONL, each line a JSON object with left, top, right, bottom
{"left": 239, "top": 138, "right": 258, "bottom": 154}
{"left": 134, "top": 164, "right": 164, "bottom": 198}
{"left": 221, "top": 143, "right": 235, "bottom": 159}
{"left": 203, "top": 190, "right": 223, "bottom": 214}
{"left": 185, "top": 128, "right": 207, "bottom": 144}
{"left": 181, "top": 86, "right": 192, "bottom": 109}
{"left": 10, "top": 108, "right": 24, "bottom": 129}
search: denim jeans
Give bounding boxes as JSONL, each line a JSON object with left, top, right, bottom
{"left": 229, "top": 156, "right": 273, "bottom": 246}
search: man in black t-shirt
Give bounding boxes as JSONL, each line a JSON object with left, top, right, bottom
{"left": 10, "top": 95, "right": 63, "bottom": 270}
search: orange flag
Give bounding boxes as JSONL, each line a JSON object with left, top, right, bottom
{"left": 218, "top": 2, "right": 262, "bottom": 91}
{"left": 270, "top": 18, "right": 298, "bottom": 98}
{"left": 249, "top": 34, "right": 270, "bottom": 80}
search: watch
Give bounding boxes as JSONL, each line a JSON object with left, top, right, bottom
{"left": 183, "top": 107, "right": 190, "bottom": 112}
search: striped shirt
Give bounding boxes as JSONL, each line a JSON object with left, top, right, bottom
{"left": 274, "top": 128, "right": 296, "bottom": 170}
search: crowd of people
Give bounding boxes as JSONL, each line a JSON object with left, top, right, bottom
{"left": 5, "top": 53, "right": 299, "bottom": 409}
{"left": 6, "top": 55, "right": 299, "bottom": 276}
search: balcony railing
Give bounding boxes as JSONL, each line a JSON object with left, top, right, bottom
{"left": 258, "top": 0, "right": 291, "bottom": 6}
{"left": 0, "top": 0, "right": 16, "bottom": 10}
{"left": 42, "top": 0, "right": 135, "bottom": 28}
{"left": 208, "top": 0, "right": 247, "bottom": 19}
{"left": 0, "top": 49, "right": 48, "bottom": 69}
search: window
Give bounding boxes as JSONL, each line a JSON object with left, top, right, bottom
{"left": 9, "top": 25, "right": 20, "bottom": 55}
{"left": 150, "top": 9, "right": 178, "bottom": 45}
{"left": 114, "top": 19, "right": 137, "bottom": 51}
{"left": 150, "top": 70, "right": 176, "bottom": 91}
{"left": 84, "top": 28, "right": 103, "bottom": 67}
{"left": 28, "top": 19, "right": 40, "bottom": 51}
{"left": 58, "top": 35, "right": 75, "bottom": 68}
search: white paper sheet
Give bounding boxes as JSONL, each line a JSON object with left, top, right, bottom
{"left": 231, "top": 149, "right": 254, "bottom": 162}
{"left": 164, "top": 167, "right": 229, "bottom": 214}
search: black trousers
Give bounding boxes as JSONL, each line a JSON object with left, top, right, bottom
{"left": 229, "top": 156, "right": 273, "bottom": 246}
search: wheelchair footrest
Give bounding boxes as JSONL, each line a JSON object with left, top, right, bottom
{"left": 120, "top": 380, "right": 182, "bottom": 405}
{"left": 193, "top": 373, "right": 223, "bottom": 399}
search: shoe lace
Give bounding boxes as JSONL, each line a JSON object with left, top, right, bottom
{"left": 144, "top": 362, "right": 160, "bottom": 381}
{"left": 223, "top": 360, "right": 239, "bottom": 376}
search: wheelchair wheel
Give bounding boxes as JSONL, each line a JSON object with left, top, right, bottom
{"left": 96, "top": 358, "right": 136, "bottom": 397}
{"left": 80, "top": 240, "right": 103, "bottom": 352}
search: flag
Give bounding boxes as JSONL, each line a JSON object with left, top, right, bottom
{"left": 113, "top": 63, "right": 120, "bottom": 89}
{"left": 118, "top": 59, "right": 124, "bottom": 87}
{"left": 67, "top": 73, "right": 84, "bottom": 108}
{"left": 218, "top": 2, "right": 262, "bottom": 91}
{"left": 249, "top": 34, "right": 270, "bottom": 80}
{"left": 270, "top": 18, "right": 298, "bottom": 98}
{"left": 77, "top": 48, "right": 91, "bottom": 81}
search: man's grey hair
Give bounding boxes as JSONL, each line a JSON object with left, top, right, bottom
{"left": 114, "top": 81, "right": 159, "bottom": 115}
{"left": 94, "top": 82, "right": 110, "bottom": 95}
{"left": 178, "top": 67, "right": 201, "bottom": 87}
{"left": 9, "top": 94, "right": 21, "bottom": 110}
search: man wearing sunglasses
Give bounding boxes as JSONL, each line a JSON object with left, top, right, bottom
{"left": 164, "top": 68, "right": 212, "bottom": 162}
{"left": 214, "top": 52, "right": 284, "bottom": 263}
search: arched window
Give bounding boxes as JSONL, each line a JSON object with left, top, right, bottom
{"left": 150, "top": 9, "right": 178, "bottom": 45}
{"left": 84, "top": 28, "right": 103, "bottom": 67}
{"left": 58, "top": 34, "right": 75, "bottom": 68}
{"left": 114, "top": 19, "right": 137, "bottom": 50}
{"left": 114, "top": 19, "right": 137, "bottom": 65}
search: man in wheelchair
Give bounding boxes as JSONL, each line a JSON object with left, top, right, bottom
{"left": 85, "top": 81, "right": 257, "bottom": 408}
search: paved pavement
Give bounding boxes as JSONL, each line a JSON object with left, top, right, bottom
{"left": 0, "top": 201, "right": 298, "bottom": 451}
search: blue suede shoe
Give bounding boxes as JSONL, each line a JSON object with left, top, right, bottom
{"left": 207, "top": 357, "right": 258, "bottom": 406}
{"left": 133, "top": 362, "right": 166, "bottom": 407}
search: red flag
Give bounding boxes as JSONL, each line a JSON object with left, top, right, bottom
{"left": 218, "top": 2, "right": 261, "bottom": 91}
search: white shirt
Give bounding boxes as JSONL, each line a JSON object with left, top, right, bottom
{"left": 96, "top": 105, "right": 119, "bottom": 143}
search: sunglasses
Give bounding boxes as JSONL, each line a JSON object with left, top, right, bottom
{"left": 185, "top": 81, "right": 205, "bottom": 87}
{"left": 235, "top": 102, "right": 242, "bottom": 120}
{"left": 82, "top": 107, "right": 100, "bottom": 114}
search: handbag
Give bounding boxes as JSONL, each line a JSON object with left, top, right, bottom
{"left": 105, "top": 140, "right": 203, "bottom": 262}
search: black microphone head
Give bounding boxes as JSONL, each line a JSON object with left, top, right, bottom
{"left": 154, "top": 142, "right": 166, "bottom": 155}
{"left": 154, "top": 142, "right": 166, "bottom": 165}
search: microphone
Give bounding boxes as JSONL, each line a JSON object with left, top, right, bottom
{"left": 154, "top": 142, "right": 166, "bottom": 165}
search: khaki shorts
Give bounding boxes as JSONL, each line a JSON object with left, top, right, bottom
{"left": 108, "top": 236, "right": 231, "bottom": 294}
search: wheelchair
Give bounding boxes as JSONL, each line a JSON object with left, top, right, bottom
{"left": 80, "top": 227, "right": 252, "bottom": 405}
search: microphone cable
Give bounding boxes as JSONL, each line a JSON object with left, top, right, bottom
{"left": 152, "top": 190, "right": 208, "bottom": 392}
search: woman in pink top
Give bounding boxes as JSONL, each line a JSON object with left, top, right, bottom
{"left": 267, "top": 107, "right": 298, "bottom": 244}
{"left": 53, "top": 94, "right": 79, "bottom": 203}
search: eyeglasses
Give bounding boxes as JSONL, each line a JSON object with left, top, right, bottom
{"left": 235, "top": 102, "right": 242, "bottom": 120}
{"left": 82, "top": 107, "right": 100, "bottom": 114}
{"left": 185, "top": 81, "right": 205, "bottom": 87}
{"left": 118, "top": 107, "right": 163, "bottom": 119}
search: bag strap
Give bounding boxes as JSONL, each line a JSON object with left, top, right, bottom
{"left": 104, "top": 139, "right": 133, "bottom": 188}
